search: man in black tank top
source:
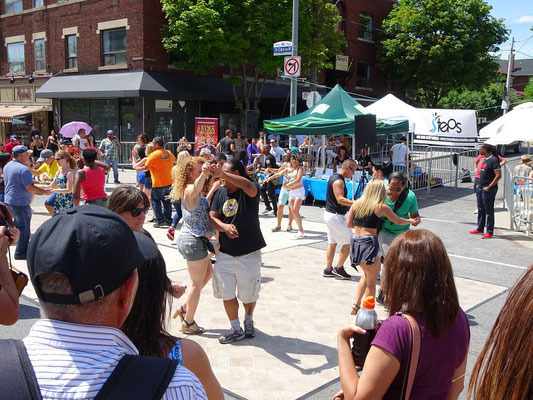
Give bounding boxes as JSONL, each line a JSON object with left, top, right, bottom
{"left": 323, "top": 159, "right": 357, "bottom": 279}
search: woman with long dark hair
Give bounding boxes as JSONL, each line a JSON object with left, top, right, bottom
{"left": 336, "top": 229, "right": 469, "bottom": 399}
{"left": 468, "top": 264, "right": 533, "bottom": 400}
{"left": 44, "top": 150, "right": 77, "bottom": 214}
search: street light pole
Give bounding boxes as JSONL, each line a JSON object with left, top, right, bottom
{"left": 503, "top": 37, "right": 514, "bottom": 115}
{"left": 289, "top": 0, "right": 299, "bottom": 148}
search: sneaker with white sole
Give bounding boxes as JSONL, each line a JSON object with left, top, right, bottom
{"left": 244, "top": 320, "right": 255, "bottom": 338}
{"left": 294, "top": 231, "right": 305, "bottom": 239}
{"left": 286, "top": 226, "right": 294, "bottom": 232}
{"left": 271, "top": 226, "right": 281, "bottom": 232}
{"left": 332, "top": 266, "right": 352, "bottom": 280}
{"left": 323, "top": 267, "right": 335, "bottom": 278}
{"left": 261, "top": 209, "right": 274, "bottom": 215}
{"left": 219, "top": 328, "right": 245, "bottom": 344}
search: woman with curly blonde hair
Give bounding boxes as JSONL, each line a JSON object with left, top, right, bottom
{"left": 166, "top": 150, "right": 191, "bottom": 240}
{"left": 170, "top": 156, "right": 215, "bottom": 334}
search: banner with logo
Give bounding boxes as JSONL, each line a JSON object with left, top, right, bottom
{"left": 194, "top": 117, "right": 218, "bottom": 153}
{"left": 414, "top": 109, "right": 478, "bottom": 147}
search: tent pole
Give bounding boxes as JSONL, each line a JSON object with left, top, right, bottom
{"left": 352, "top": 126, "right": 356, "bottom": 200}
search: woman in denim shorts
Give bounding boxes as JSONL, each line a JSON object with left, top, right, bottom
{"left": 171, "top": 156, "right": 216, "bottom": 335}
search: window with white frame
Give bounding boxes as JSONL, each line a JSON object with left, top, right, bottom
{"left": 33, "top": 0, "right": 43, "bottom": 7}
{"left": 7, "top": 42, "right": 24, "bottom": 73}
{"left": 34, "top": 38, "right": 45, "bottom": 71}
{"left": 356, "top": 62, "right": 372, "bottom": 88}
{"left": 102, "top": 28, "right": 126, "bottom": 66}
{"left": 5, "top": 0, "right": 22, "bottom": 13}
{"left": 66, "top": 35, "right": 77, "bottom": 68}
{"left": 358, "top": 14, "right": 373, "bottom": 41}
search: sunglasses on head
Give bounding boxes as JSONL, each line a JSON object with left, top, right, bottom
{"left": 130, "top": 206, "right": 150, "bottom": 217}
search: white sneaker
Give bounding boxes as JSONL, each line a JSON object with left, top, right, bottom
{"left": 294, "top": 231, "right": 305, "bottom": 239}
{"left": 261, "top": 209, "right": 274, "bottom": 215}
{"left": 473, "top": 209, "right": 478, "bottom": 214}
{"left": 286, "top": 226, "right": 294, "bottom": 232}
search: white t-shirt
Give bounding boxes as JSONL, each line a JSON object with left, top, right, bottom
{"left": 391, "top": 143, "right": 409, "bottom": 166}
{"left": 270, "top": 146, "right": 285, "bottom": 163}
{"left": 296, "top": 135, "right": 306, "bottom": 146}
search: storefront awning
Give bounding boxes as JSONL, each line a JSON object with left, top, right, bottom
{"left": 0, "top": 105, "right": 48, "bottom": 123}
{"left": 35, "top": 71, "right": 304, "bottom": 101}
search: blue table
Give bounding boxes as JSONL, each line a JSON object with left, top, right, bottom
{"left": 302, "top": 177, "right": 360, "bottom": 201}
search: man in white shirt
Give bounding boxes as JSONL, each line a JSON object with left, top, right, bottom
{"left": 389, "top": 136, "right": 410, "bottom": 171}
{"left": 269, "top": 138, "right": 285, "bottom": 164}
{"left": 21, "top": 206, "right": 207, "bottom": 399}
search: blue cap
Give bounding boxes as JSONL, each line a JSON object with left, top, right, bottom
{"left": 290, "top": 146, "right": 298, "bottom": 153}
{"left": 12, "top": 145, "right": 29, "bottom": 156}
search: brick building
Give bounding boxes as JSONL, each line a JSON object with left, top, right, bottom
{"left": 497, "top": 59, "right": 533, "bottom": 95}
{"left": 0, "top": 0, "right": 397, "bottom": 145}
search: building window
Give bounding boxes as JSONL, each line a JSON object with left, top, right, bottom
{"left": 66, "top": 35, "right": 77, "bottom": 68}
{"left": 34, "top": 39, "right": 45, "bottom": 71}
{"left": 356, "top": 62, "right": 372, "bottom": 88}
{"left": 358, "top": 14, "right": 373, "bottom": 41}
{"left": 5, "top": 0, "right": 22, "bottom": 13}
{"left": 7, "top": 42, "right": 24, "bottom": 73}
{"left": 33, "top": 0, "right": 43, "bottom": 7}
{"left": 102, "top": 28, "right": 126, "bottom": 66}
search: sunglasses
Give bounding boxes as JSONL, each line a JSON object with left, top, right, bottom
{"left": 130, "top": 206, "right": 150, "bottom": 217}
{"left": 55, "top": 157, "right": 64, "bottom": 161}
{"left": 387, "top": 186, "right": 402, "bottom": 192}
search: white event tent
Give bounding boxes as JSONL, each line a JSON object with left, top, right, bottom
{"left": 483, "top": 102, "right": 533, "bottom": 145}
{"left": 365, "top": 93, "right": 432, "bottom": 133}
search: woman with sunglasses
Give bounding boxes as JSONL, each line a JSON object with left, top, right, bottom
{"left": 347, "top": 179, "right": 416, "bottom": 315}
{"left": 171, "top": 157, "right": 216, "bottom": 335}
{"left": 234, "top": 131, "right": 246, "bottom": 151}
{"left": 44, "top": 150, "right": 76, "bottom": 214}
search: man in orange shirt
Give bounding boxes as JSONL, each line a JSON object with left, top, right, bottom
{"left": 145, "top": 136, "right": 176, "bottom": 228}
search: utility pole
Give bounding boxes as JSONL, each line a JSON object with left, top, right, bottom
{"left": 289, "top": 0, "right": 299, "bottom": 148}
{"left": 503, "top": 36, "right": 514, "bottom": 115}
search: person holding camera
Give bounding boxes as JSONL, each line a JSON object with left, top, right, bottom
{"left": 0, "top": 215, "right": 20, "bottom": 326}
{"left": 99, "top": 129, "right": 122, "bottom": 184}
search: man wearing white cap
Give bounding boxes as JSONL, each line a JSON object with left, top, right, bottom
{"left": 99, "top": 129, "right": 122, "bottom": 183}
{"left": 3, "top": 145, "right": 52, "bottom": 259}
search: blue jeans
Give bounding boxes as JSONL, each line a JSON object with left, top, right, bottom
{"left": 7, "top": 204, "right": 31, "bottom": 258}
{"left": 105, "top": 159, "right": 119, "bottom": 182}
{"left": 172, "top": 200, "right": 182, "bottom": 228}
{"left": 476, "top": 185, "right": 498, "bottom": 234}
{"left": 151, "top": 185, "right": 172, "bottom": 224}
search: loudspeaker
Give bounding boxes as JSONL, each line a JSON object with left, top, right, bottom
{"left": 354, "top": 114, "right": 377, "bottom": 148}
{"left": 246, "top": 109, "right": 261, "bottom": 139}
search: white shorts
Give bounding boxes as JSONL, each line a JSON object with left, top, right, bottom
{"left": 212, "top": 250, "right": 262, "bottom": 303}
{"left": 324, "top": 211, "right": 352, "bottom": 246}
{"left": 279, "top": 187, "right": 290, "bottom": 206}
{"left": 289, "top": 186, "right": 305, "bottom": 200}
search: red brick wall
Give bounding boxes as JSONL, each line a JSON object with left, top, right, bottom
{"left": 0, "top": 0, "right": 173, "bottom": 76}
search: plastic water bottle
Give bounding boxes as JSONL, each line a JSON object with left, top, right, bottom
{"left": 352, "top": 296, "right": 379, "bottom": 367}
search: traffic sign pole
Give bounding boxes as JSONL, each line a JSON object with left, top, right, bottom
{"left": 289, "top": 0, "right": 298, "bottom": 148}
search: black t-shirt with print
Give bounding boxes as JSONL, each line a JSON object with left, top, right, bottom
{"left": 478, "top": 155, "right": 501, "bottom": 188}
{"left": 264, "top": 154, "right": 278, "bottom": 169}
{"left": 219, "top": 137, "right": 234, "bottom": 156}
{"left": 210, "top": 184, "right": 266, "bottom": 257}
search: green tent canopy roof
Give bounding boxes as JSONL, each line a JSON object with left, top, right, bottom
{"left": 263, "top": 84, "right": 408, "bottom": 136}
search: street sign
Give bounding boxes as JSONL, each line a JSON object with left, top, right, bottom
{"left": 273, "top": 41, "right": 292, "bottom": 56}
{"left": 284, "top": 56, "right": 301, "bottom": 77}
{"left": 306, "top": 91, "right": 321, "bottom": 109}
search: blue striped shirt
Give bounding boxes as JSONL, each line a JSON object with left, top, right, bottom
{"left": 23, "top": 319, "right": 207, "bottom": 400}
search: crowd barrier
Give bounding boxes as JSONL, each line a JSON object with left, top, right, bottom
{"left": 502, "top": 163, "right": 533, "bottom": 237}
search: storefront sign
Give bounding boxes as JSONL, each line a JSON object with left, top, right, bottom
{"left": 194, "top": 117, "right": 218, "bottom": 152}
{"left": 414, "top": 109, "right": 478, "bottom": 147}
{"left": 15, "top": 87, "right": 33, "bottom": 103}
{"left": 335, "top": 55, "right": 349, "bottom": 71}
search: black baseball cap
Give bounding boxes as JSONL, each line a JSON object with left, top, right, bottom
{"left": 27, "top": 205, "right": 158, "bottom": 305}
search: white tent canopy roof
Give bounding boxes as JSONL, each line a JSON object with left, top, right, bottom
{"left": 482, "top": 102, "right": 533, "bottom": 145}
{"left": 365, "top": 94, "right": 432, "bottom": 133}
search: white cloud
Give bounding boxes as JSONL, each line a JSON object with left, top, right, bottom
{"left": 516, "top": 16, "right": 533, "bottom": 24}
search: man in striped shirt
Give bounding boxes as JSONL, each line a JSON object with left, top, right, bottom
{"left": 22, "top": 206, "right": 207, "bottom": 399}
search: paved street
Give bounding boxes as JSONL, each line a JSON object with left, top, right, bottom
{"left": 1, "top": 162, "right": 531, "bottom": 400}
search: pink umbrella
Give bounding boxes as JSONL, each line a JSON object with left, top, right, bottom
{"left": 59, "top": 121, "right": 93, "bottom": 138}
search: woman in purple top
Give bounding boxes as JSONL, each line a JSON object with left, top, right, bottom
{"left": 336, "top": 229, "right": 470, "bottom": 400}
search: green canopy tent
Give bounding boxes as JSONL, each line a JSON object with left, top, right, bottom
{"left": 263, "top": 84, "right": 408, "bottom": 136}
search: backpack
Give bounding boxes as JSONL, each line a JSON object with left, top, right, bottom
{"left": 0, "top": 339, "right": 179, "bottom": 400}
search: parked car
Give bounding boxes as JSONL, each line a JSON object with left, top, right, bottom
{"left": 477, "top": 120, "right": 521, "bottom": 155}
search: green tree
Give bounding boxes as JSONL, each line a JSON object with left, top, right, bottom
{"left": 379, "top": 0, "right": 508, "bottom": 107}
{"left": 525, "top": 81, "right": 533, "bottom": 102}
{"left": 161, "top": 0, "right": 344, "bottom": 118}
{"left": 438, "top": 75, "right": 519, "bottom": 120}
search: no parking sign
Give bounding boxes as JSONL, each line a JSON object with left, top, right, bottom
{"left": 284, "top": 56, "right": 301, "bottom": 77}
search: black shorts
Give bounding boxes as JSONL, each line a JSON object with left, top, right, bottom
{"left": 350, "top": 235, "right": 380, "bottom": 267}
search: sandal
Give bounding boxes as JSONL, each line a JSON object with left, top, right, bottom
{"left": 181, "top": 320, "right": 206, "bottom": 335}
{"left": 172, "top": 305, "right": 186, "bottom": 321}
{"left": 351, "top": 303, "right": 360, "bottom": 316}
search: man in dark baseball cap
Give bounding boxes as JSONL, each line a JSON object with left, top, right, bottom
{"left": 13, "top": 205, "right": 208, "bottom": 398}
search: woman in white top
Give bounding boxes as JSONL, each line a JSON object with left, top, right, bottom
{"left": 266, "top": 153, "right": 305, "bottom": 239}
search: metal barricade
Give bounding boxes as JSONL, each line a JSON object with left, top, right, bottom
{"left": 503, "top": 164, "right": 533, "bottom": 236}
{"left": 118, "top": 141, "right": 136, "bottom": 167}
{"left": 165, "top": 141, "right": 195, "bottom": 155}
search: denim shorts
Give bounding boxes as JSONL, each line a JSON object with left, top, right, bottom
{"left": 137, "top": 171, "right": 146, "bottom": 185}
{"left": 45, "top": 192, "right": 57, "bottom": 207}
{"left": 177, "top": 234, "right": 209, "bottom": 261}
{"left": 279, "top": 187, "right": 290, "bottom": 206}
{"left": 145, "top": 175, "right": 152, "bottom": 189}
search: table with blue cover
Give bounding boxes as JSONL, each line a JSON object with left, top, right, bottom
{"left": 302, "top": 176, "right": 359, "bottom": 201}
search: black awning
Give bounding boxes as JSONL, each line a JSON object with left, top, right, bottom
{"left": 36, "top": 70, "right": 307, "bottom": 101}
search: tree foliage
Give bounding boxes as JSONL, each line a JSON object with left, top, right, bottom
{"left": 438, "top": 75, "right": 519, "bottom": 120}
{"left": 161, "top": 0, "right": 344, "bottom": 115}
{"left": 379, "top": 0, "right": 508, "bottom": 107}
{"left": 524, "top": 81, "right": 533, "bottom": 102}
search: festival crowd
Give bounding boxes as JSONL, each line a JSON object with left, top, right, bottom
{"left": 0, "top": 128, "right": 530, "bottom": 399}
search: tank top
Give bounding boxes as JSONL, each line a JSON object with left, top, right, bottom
{"left": 353, "top": 211, "right": 380, "bottom": 229}
{"left": 180, "top": 195, "right": 215, "bottom": 237}
{"left": 74, "top": 134, "right": 86, "bottom": 149}
{"left": 32, "top": 143, "right": 43, "bottom": 159}
{"left": 81, "top": 167, "right": 107, "bottom": 201}
{"left": 326, "top": 173, "right": 349, "bottom": 215}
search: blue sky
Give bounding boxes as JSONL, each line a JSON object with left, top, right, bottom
{"left": 485, "top": 0, "right": 533, "bottom": 60}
